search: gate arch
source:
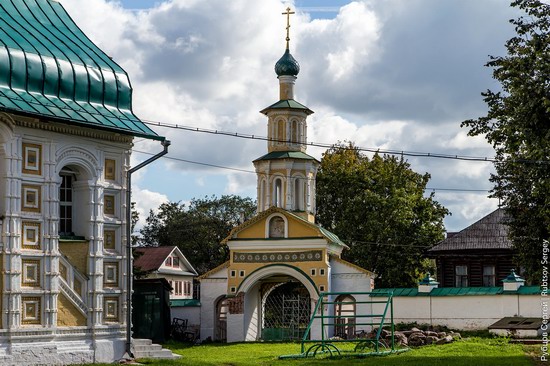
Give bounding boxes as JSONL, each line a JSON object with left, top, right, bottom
{"left": 237, "top": 264, "right": 319, "bottom": 300}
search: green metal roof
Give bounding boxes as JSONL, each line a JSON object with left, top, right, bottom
{"left": 253, "top": 150, "right": 319, "bottom": 162}
{"left": 170, "top": 299, "right": 200, "bottom": 307}
{"left": 260, "top": 99, "right": 313, "bottom": 115}
{"left": 418, "top": 273, "right": 439, "bottom": 285}
{"left": 502, "top": 269, "right": 524, "bottom": 283}
{"left": 371, "top": 286, "right": 541, "bottom": 297}
{"left": 0, "top": 0, "right": 161, "bottom": 140}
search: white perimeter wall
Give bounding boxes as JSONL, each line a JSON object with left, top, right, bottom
{"left": 372, "top": 294, "right": 541, "bottom": 330}
{"left": 199, "top": 278, "right": 227, "bottom": 340}
{"left": 171, "top": 306, "right": 201, "bottom": 327}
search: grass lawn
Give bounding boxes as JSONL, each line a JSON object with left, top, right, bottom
{"left": 123, "top": 338, "right": 537, "bottom": 366}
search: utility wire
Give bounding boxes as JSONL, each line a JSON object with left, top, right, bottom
{"left": 132, "top": 149, "right": 491, "bottom": 193}
{"left": 142, "top": 120, "right": 549, "bottom": 164}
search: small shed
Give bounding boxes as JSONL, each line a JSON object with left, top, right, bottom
{"left": 133, "top": 278, "right": 172, "bottom": 343}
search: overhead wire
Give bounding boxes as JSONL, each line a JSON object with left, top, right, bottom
{"left": 140, "top": 119, "right": 550, "bottom": 165}
{"left": 132, "top": 149, "right": 491, "bottom": 193}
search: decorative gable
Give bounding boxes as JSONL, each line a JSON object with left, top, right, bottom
{"left": 222, "top": 206, "right": 346, "bottom": 248}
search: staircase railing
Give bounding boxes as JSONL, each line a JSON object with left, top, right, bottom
{"left": 58, "top": 254, "right": 89, "bottom": 315}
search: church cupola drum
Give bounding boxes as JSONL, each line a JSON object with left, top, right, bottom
{"left": 253, "top": 8, "right": 319, "bottom": 223}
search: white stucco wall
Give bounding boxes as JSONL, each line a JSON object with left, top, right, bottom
{"left": 171, "top": 306, "right": 201, "bottom": 327}
{"left": 244, "top": 284, "right": 261, "bottom": 341}
{"left": 372, "top": 294, "right": 542, "bottom": 330}
{"left": 227, "top": 314, "right": 245, "bottom": 343}
{"left": 328, "top": 258, "right": 375, "bottom": 336}
{"left": 199, "top": 272, "right": 228, "bottom": 341}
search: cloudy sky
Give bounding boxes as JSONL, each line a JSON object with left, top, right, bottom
{"left": 59, "top": 0, "right": 522, "bottom": 232}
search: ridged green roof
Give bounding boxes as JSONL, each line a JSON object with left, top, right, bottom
{"left": 0, "top": 0, "right": 161, "bottom": 140}
{"left": 253, "top": 150, "right": 319, "bottom": 162}
{"left": 371, "top": 286, "right": 540, "bottom": 297}
{"left": 260, "top": 99, "right": 313, "bottom": 115}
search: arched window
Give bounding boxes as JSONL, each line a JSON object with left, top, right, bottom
{"left": 260, "top": 179, "right": 266, "bottom": 211}
{"left": 215, "top": 297, "right": 228, "bottom": 342}
{"left": 291, "top": 120, "right": 301, "bottom": 144}
{"left": 273, "top": 178, "right": 283, "bottom": 207}
{"left": 59, "top": 167, "right": 77, "bottom": 236}
{"left": 334, "top": 295, "right": 356, "bottom": 339}
{"left": 277, "top": 120, "right": 285, "bottom": 143}
{"left": 293, "top": 177, "right": 304, "bottom": 211}
{"left": 268, "top": 216, "right": 285, "bottom": 238}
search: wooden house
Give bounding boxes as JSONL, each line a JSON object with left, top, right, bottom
{"left": 427, "top": 209, "right": 516, "bottom": 287}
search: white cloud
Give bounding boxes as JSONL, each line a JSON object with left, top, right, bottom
{"left": 131, "top": 186, "right": 169, "bottom": 230}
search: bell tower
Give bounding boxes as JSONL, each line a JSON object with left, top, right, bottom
{"left": 253, "top": 8, "right": 319, "bottom": 223}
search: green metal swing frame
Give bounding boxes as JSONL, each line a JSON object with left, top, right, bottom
{"left": 279, "top": 291, "right": 409, "bottom": 359}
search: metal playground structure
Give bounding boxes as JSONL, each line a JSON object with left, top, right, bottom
{"left": 279, "top": 291, "right": 409, "bottom": 359}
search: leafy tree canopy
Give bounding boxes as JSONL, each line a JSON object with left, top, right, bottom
{"left": 139, "top": 195, "right": 256, "bottom": 274}
{"left": 461, "top": 0, "right": 550, "bottom": 283}
{"left": 316, "top": 143, "right": 449, "bottom": 288}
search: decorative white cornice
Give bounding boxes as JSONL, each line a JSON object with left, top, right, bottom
{"left": 11, "top": 114, "right": 133, "bottom": 143}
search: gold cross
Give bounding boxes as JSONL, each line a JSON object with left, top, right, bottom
{"left": 282, "top": 7, "right": 295, "bottom": 50}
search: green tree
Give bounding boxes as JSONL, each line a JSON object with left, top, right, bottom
{"left": 139, "top": 195, "right": 256, "bottom": 274}
{"left": 316, "top": 143, "right": 449, "bottom": 288}
{"left": 461, "top": 0, "right": 550, "bottom": 283}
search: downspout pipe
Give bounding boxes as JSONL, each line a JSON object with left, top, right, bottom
{"left": 125, "top": 139, "right": 170, "bottom": 358}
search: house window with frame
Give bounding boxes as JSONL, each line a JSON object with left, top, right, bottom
{"left": 165, "top": 257, "right": 172, "bottom": 267}
{"left": 174, "top": 281, "right": 183, "bottom": 296}
{"left": 59, "top": 168, "right": 76, "bottom": 236}
{"left": 455, "top": 265, "right": 468, "bottom": 287}
{"left": 172, "top": 256, "right": 179, "bottom": 268}
{"left": 482, "top": 265, "right": 496, "bottom": 287}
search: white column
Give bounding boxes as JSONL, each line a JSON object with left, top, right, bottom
{"left": 43, "top": 142, "right": 57, "bottom": 327}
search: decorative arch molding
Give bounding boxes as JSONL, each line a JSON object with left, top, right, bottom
{"left": 265, "top": 213, "right": 289, "bottom": 238}
{"left": 236, "top": 263, "right": 319, "bottom": 300}
{"left": 56, "top": 146, "right": 100, "bottom": 180}
{"left": 0, "top": 113, "right": 15, "bottom": 144}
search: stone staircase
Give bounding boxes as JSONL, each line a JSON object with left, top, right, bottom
{"left": 132, "top": 339, "right": 179, "bottom": 360}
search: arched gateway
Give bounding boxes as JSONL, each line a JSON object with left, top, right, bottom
{"left": 198, "top": 8, "right": 375, "bottom": 343}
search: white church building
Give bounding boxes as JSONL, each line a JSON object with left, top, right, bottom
{"left": 0, "top": 0, "right": 165, "bottom": 364}
{"left": 199, "top": 14, "right": 375, "bottom": 343}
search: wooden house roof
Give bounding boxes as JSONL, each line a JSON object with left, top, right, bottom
{"left": 134, "top": 246, "right": 197, "bottom": 275}
{"left": 428, "top": 208, "right": 512, "bottom": 253}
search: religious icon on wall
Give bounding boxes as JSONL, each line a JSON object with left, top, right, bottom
{"left": 269, "top": 216, "right": 285, "bottom": 238}
{"left": 105, "top": 159, "right": 116, "bottom": 180}
{"left": 104, "top": 195, "right": 115, "bottom": 215}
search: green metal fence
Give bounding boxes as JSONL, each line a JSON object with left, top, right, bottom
{"left": 279, "top": 291, "right": 409, "bottom": 359}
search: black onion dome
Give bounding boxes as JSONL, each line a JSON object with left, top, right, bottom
{"left": 275, "top": 49, "right": 300, "bottom": 76}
